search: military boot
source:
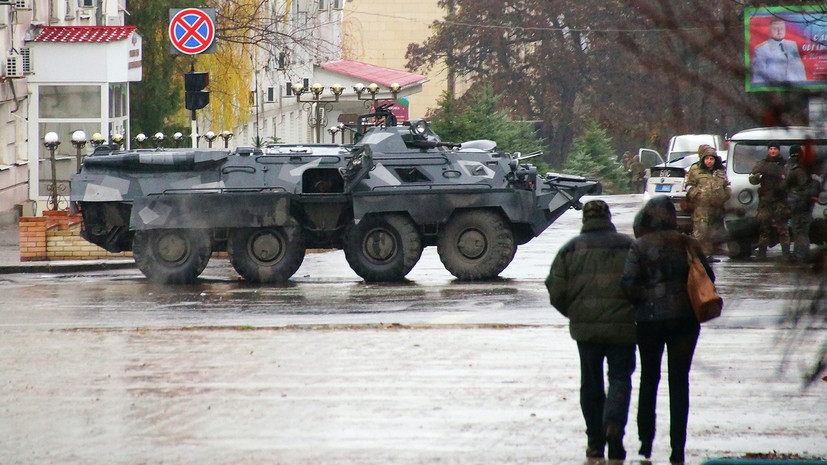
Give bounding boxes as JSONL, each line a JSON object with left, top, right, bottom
{"left": 757, "top": 246, "right": 767, "bottom": 260}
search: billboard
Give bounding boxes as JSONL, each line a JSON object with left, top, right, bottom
{"left": 745, "top": 6, "right": 827, "bottom": 92}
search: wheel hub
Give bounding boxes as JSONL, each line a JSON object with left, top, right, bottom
{"left": 156, "top": 232, "right": 189, "bottom": 264}
{"left": 250, "top": 231, "right": 284, "bottom": 264}
{"left": 456, "top": 229, "right": 486, "bottom": 259}
{"left": 363, "top": 229, "right": 396, "bottom": 261}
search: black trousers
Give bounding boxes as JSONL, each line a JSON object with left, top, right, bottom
{"left": 577, "top": 341, "right": 637, "bottom": 447}
{"left": 636, "top": 318, "right": 700, "bottom": 455}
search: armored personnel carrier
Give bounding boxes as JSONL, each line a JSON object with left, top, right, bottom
{"left": 70, "top": 107, "right": 600, "bottom": 284}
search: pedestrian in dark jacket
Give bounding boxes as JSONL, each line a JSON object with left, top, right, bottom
{"left": 785, "top": 144, "right": 821, "bottom": 263}
{"left": 749, "top": 141, "right": 790, "bottom": 259}
{"left": 621, "top": 195, "right": 714, "bottom": 465}
{"left": 546, "top": 200, "right": 636, "bottom": 460}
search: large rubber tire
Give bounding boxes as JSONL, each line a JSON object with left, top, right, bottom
{"left": 227, "top": 226, "right": 305, "bottom": 283}
{"left": 343, "top": 214, "right": 423, "bottom": 282}
{"left": 437, "top": 210, "right": 516, "bottom": 280}
{"left": 133, "top": 229, "right": 212, "bottom": 284}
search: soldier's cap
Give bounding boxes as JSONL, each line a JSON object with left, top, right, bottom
{"left": 768, "top": 141, "right": 781, "bottom": 150}
{"left": 789, "top": 144, "right": 802, "bottom": 156}
{"left": 582, "top": 200, "right": 611, "bottom": 223}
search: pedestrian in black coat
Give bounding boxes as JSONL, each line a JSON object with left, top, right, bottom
{"left": 622, "top": 195, "right": 714, "bottom": 465}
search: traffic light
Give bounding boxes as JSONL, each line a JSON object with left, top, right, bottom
{"left": 184, "top": 71, "right": 209, "bottom": 111}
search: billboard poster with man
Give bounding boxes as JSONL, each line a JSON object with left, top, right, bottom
{"left": 745, "top": 6, "right": 827, "bottom": 92}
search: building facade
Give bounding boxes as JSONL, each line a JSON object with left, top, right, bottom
{"left": 0, "top": 0, "right": 133, "bottom": 221}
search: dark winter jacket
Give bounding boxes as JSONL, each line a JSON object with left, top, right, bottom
{"left": 785, "top": 158, "right": 821, "bottom": 213}
{"left": 546, "top": 218, "right": 636, "bottom": 345}
{"left": 622, "top": 195, "right": 715, "bottom": 322}
{"left": 749, "top": 155, "right": 788, "bottom": 202}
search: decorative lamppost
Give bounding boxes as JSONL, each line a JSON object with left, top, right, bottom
{"left": 152, "top": 132, "right": 165, "bottom": 148}
{"left": 328, "top": 125, "right": 340, "bottom": 143}
{"left": 353, "top": 82, "right": 400, "bottom": 107}
{"left": 43, "top": 132, "right": 61, "bottom": 211}
{"left": 111, "top": 134, "right": 124, "bottom": 150}
{"left": 134, "top": 133, "right": 147, "bottom": 148}
{"left": 70, "top": 130, "right": 87, "bottom": 172}
{"left": 290, "top": 81, "right": 344, "bottom": 143}
{"left": 172, "top": 132, "right": 185, "bottom": 148}
{"left": 337, "top": 122, "right": 347, "bottom": 144}
{"left": 204, "top": 131, "right": 217, "bottom": 148}
{"left": 352, "top": 82, "right": 401, "bottom": 130}
{"left": 219, "top": 130, "right": 233, "bottom": 148}
{"left": 90, "top": 132, "right": 106, "bottom": 148}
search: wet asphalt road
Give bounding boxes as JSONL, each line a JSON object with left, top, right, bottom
{"left": 0, "top": 195, "right": 825, "bottom": 465}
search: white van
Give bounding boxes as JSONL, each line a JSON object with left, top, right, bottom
{"left": 640, "top": 134, "right": 727, "bottom": 232}
{"left": 723, "top": 127, "right": 827, "bottom": 258}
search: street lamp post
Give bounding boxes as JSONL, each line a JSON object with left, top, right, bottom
{"left": 70, "top": 130, "right": 87, "bottom": 173}
{"left": 90, "top": 133, "right": 105, "bottom": 148}
{"left": 43, "top": 132, "right": 61, "bottom": 211}
{"left": 134, "top": 133, "right": 147, "bottom": 148}
{"left": 352, "top": 82, "right": 401, "bottom": 131}
{"left": 291, "top": 82, "right": 344, "bottom": 143}
{"left": 219, "top": 130, "right": 233, "bottom": 148}
{"left": 152, "top": 132, "right": 165, "bottom": 148}
{"left": 111, "top": 134, "right": 124, "bottom": 150}
{"left": 328, "top": 125, "right": 339, "bottom": 143}
{"left": 338, "top": 122, "right": 347, "bottom": 144}
{"left": 204, "top": 131, "right": 217, "bottom": 148}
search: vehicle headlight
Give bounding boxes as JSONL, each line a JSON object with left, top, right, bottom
{"left": 737, "top": 189, "right": 753, "bottom": 205}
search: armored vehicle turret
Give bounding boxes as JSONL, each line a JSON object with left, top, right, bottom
{"left": 70, "top": 107, "right": 600, "bottom": 283}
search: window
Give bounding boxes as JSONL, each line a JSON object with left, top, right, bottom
{"left": 109, "top": 83, "right": 127, "bottom": 118}
{"left": 39, "top": 85, "right": 101, "bottom": 118}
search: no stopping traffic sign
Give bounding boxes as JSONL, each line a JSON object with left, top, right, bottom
{"left": 169, "top": 8, "right": 216, "bottom": 55}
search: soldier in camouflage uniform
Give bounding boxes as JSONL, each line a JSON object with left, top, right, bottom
{"left": 686, "top": 145, "right": 731, "bottom": 257}
{"left": 749, "top": 141, "right": 790, "bottom": 259}
{"left": 628, "top": 154, "right": 646, "bottom": 194}
{"left": 785, "top": 145, "right": 821, "bottom": 262}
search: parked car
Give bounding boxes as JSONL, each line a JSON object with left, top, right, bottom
{"left": 640, "top": 134, "right": 727, "bottom": 232}
{"left": 723, "top": 127, "right": 827, "bottom": 258}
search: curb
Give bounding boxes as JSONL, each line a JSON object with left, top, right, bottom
{"left": 0, "top": 260, "right": 136, "bottom": 274}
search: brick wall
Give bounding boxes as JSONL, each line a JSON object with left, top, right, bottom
{"left": 19, "top": 211, "right": 131, "bottom": 262}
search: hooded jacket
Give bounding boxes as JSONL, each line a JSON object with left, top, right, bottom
{"left": 686, "top": 154, "right": 730, "bottom": 209}
{"left": 622, "top": 196, "right": 715, "bottom": 322}
{"left": 546, "top": 217, "right": 636, "bottom": 344}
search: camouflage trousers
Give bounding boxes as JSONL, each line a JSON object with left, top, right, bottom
{"left": 756, "top": 201, "right": 791, "bottom": 248}
{"left": 790, "top": 210, "right": 813, "bottom": 260}
{"left": 692, "top": 206, "right": 726, "bottom": 255}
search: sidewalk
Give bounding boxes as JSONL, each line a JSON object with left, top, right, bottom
{"left": 0, "top": 220, "right": 135, "bottom": 274}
